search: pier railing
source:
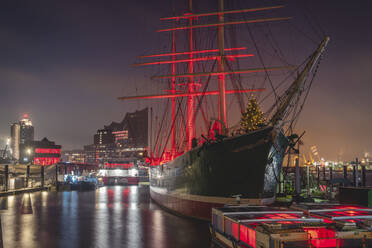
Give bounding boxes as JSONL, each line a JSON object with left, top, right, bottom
{"left": 0, "top": 164, "right": 56, "bottom": 194}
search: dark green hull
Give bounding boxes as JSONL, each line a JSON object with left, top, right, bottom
{"left": 150, "top": 126, "right": 288, "bottom": 220}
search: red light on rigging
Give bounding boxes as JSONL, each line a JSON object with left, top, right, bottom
{"left": 138, "top": 47, "right": 247, "bottom": 58}
{"left": 134, "top": 54, "right": 254, "bottom": 66}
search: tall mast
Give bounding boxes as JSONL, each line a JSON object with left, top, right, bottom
{"left": 217, "top": 0, "right": 227, "bottom": 134}
{"left": 171, "top": 26, "right": 176, "bottom": 156}
{"left": 270, "top": 36, "right": 330, "bottom": 126}
{"left": 186, "top": 0, "right": 194, "bottom": 150}
{"left": 120, "top": 3, "right": 292, "bottom": 161}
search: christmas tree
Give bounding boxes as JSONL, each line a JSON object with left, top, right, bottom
{"left": 240, "top": 95, "right": 266, "bottom": 132}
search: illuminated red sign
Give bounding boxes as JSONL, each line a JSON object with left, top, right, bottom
{"left": 35, "top": 148, "right": 61, "bottom": 154}
{"left": 104, "top": 162, "right": 133, "bottom": 169}
{"left": 34, "top": 157, "right": 60, "bottom": 166}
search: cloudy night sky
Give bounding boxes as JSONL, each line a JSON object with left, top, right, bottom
{"left": 0, "top": 0, "right": 371, "bottom": 161}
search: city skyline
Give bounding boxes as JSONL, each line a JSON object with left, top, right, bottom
{"left": 0, "top": 0, "right": 371, "bottom": 161}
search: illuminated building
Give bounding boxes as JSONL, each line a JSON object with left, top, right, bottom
{"left": 107, "top": 108, "right": 148, "bottom": 160}
{"left": 61, "top": 150, "right": 85, "bottom": 163}
{"left": 87, "top": 108, "right": 148, "bottom": 163}
{"left": 83, "top": 144, "right": 96, "bottom": 163}
{"left": 19, "top": 114, "right": 34, "bottom": 144}
{"left": 10, "top": 114, "right": 34, "bottom": 161}
{"left": 20, "top": 137, "right": 61, "bottom": 165}
{"left": 106, "top": 108, "right": 148, "bottom": 148}
{"left": 10, "top": 123, "right": 20, "bottom": 160}
{"left": 94, "top": 129, "right": 114, "bottom": 145}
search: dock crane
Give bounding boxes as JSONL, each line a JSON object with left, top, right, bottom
{"left": 2, "top": 138, "right": 10, "bottom": 159}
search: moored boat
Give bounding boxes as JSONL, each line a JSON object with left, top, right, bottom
{"left": 98, "top": 162, "right": 139, "bottom": 186}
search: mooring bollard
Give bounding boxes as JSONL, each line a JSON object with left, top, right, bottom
{"left": 353, "top": 158, "right": 359, "bottom": 187}
{"left": 41, "top": 166, "right": 45, "bottom": 188}
{"left": 26, "top": 165, "right": 30, "bottom": 188}
{"left": 295, "top": 158, "right": 300, "bottom": 201}
{"left": 317, "top": 165, "right": 320, "bottom": 185}
{"left": 362, "top": 165, "right": 366, "bottom": 187}
{"left": 55, "top": 164, "right": 59, "bottom": 191}
{"left": 306, "top": 165, "right": 310, "bottom": 197}
{"left": 343, "top": 165, "right": 347, "bottom": 181}
{"left": 4, "top": 165, "right": 8, "bottom": 192}
{"left": 329, "top": 167, "right": 333, "bottom": 199}
{"left": 323, "top": 165, "right": 326, "bottom": 180}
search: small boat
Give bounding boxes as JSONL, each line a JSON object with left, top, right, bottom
{"left": 98, "top": 162, "right": 139, "bottom": 185}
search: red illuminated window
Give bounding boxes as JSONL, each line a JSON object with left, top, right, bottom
{"left": 34, "top": 157, "right": 60, "bottom": 166}
{"left": 239, "top": 225, "right": 256, "bottom": 247}
{"left": 303, "top": 227, "right": 338, "bottom": 248}
{"left": 232, "top": 222, "right": 238, "bottom": 240}
{"left": 104, "top": 162, "right": 133, "bottom": 169}
{"left": 35, "top": 148, "right": 61, "bottom": 154}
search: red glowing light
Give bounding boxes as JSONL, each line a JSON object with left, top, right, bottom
{"left": 239, "top": 225, "right": 256, "bottom": 247}
{"left": 138, "top": 47, "right": 247, "bottom": 58}
{"left": 104, "top": 162, "right": 133, "bottom": 169}
{"left": 23, "top": 114, "right": 29, "bottom": 118}
{"left": 145, "top": 150, "right": 184, "bottom": 166}
{"left": 35, "top": 148, "right": 61, "bottom": 154}
{"left": 118, "top": 89, "right": 265, "bottom": 101}
{"left": 303, "top": 227, "right": 338, "bottom": 248}
{"left": 232, "top": 222, "right": 238, "bottom": 239}
{"left": 134, "top": 54, "right": 254, "bottom": 66}
{"left": 34, "top": 157, "right": 60, "bottom": 166}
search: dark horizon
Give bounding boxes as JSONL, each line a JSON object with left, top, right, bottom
{"left": 1, "top": 0, "right": 371, "bottom": 161}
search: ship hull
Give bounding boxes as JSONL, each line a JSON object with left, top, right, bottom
{"left": 149, "top": 126, "right": 288, "bottom": 220}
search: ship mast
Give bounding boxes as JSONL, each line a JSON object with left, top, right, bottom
{"left": 186, "top": 0, "right": 195, "bottom": 150}
{"left": 217, "top": 0, "right": 227, "bottom": 134}
{"left": 119, "top": 3, "right": 293, "bottom": 162}
{"left": 171, "top": 22, "right": 176, "bottom": 156}
{"left": 270, "top": 36, "right": 330, "bottom": 127}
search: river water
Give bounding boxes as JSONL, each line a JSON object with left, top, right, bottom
{"left": 0, "top": 185, "right": 212, "bottom": 248}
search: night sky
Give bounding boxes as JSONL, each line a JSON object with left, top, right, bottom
{"left": 0, "top": 0, "right": 371, "bottom": 161}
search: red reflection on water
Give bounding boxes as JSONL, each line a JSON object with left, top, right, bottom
{"left": 107, "top": 188, "right": 114, "bottom": 208}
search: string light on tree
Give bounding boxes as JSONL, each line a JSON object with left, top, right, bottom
{"left": 240, "top": 94, "right": 266, "bottom": 132}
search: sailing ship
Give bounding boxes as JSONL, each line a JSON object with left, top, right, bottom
{"left": 119, "top": 0, "right": 329, "bottom": 220}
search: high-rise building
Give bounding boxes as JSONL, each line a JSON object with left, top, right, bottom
{"left": 10, "top": 114, "right": 34, "bottom": 161}
{"left": 10, "top": 123, "right": 20, "bottom": 160}
{"left": 19, "top": 114, "right": 34, "bottom": 144}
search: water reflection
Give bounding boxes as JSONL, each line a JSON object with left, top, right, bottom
{"left": 0, "top": 185, "right": 212, "bottom": 247}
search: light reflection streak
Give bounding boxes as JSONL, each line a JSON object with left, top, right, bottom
{"left": 20, "top": 210, "right": 36, "bottom": 247}
{"left": 111, "top": 186, "right": 123, "bottom": 247}
{"left": 2, "top": 195, "right": 16, "bottom": 246}
{"left": 127, "top": 186, "right": 141, "bottom": 246}
{"left": 152, "top": 209, "right": 165, "bottom": 246}
{"left": 94, "top": 186, "right": 109, "bottom": 247}
{"left": 60, "top": 192, "right": 79, "bottom": 247}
